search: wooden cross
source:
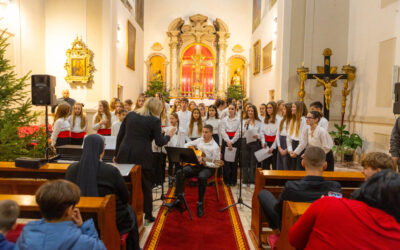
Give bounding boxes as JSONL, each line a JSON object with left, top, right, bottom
{"left": 301, "top": 48, "right": 348, "bottom": 120}
{"left": 182, "top": 45, "right": 213, "bottom": 83}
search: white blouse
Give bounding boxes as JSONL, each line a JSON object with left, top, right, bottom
{"left": 260, "top": 120, "right": 278, "bottom": 149}
{"left": 188, "top": 121, "right": 203, "bottom": 139}
{"left": 111, "top": 121, "right": 122, "bottom": 136}
{"left": 287, "top": 117, "right": 307, "bottom": 152}
{"left": 68, "top": 116, "right": 86, "bottom": 133}
{"left": 184, "top": 138, "right": 221, "bottom": 168}
{"left": 221, "top": 116, "right": 241, "bottom": 144}
{"left": 242, "top": 119, "right": 262, "bottom": 140}
{"left": 177, "top": 110, "right": 192, "bottom": 134}
{"left": 319, "top": 117, "right": 329, "bottom": 131}
{"left": 164, "top": 125, "right": 186, "bottom": 148}
{"left": 51, "top": 118, "right": 70, "bottom": 146}
{"left": 92, "top": 113, "right": 109, "bottom": 130}
{"left": 294, "top": 126, "right": 333, "bottom": 155}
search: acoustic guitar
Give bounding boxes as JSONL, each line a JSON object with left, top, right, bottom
{"left": 188, "top": 146, "right": 224, "bottom": 167}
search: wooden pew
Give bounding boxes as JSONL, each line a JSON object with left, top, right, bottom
{"left": 0, "top": 162, "right": 144, "bottom": 238}
{"left": 0, "top": 194, "right": 121, "bottom": 250}
{"left": 278, "top": 201, "right": 311, "bottom": 250}
{"left": 249, "top": 169, "right": 365, "bottom": 249}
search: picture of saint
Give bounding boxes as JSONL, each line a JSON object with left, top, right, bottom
{"left": 71, "top": 58, "right": 85, "bottom": 77}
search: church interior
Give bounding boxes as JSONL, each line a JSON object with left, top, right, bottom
{"left": 1, "top": 0, "right": 400, "bottom": 249}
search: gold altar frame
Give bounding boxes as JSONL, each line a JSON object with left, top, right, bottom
{"left": 64, "top": 37, "right": 94, "bottom": 84}
{"left": 179, "top": 43, "right": 216, "bottom": 98}
{"left": 253, "top": 40, "right": 261, "bottom": 75}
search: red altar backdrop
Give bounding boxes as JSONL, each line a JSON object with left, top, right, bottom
{"left": 181, "top": 44, "right": 214, "bottom": 97}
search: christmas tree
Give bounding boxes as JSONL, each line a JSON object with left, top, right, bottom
{"left": 0, "top": 31, "right": 47, "bottom": 161}
{"left": 145, "top": 75, "right": 169, "bottom": 101}
{"left": 227, "top": 84, "right": 245, "bottom": 100}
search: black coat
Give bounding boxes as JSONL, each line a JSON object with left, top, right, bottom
{"left": 115, "top": 111, "right": 170, "bottom": 170}
{"left": 65, "top": 161, "right": 133, "bottom": 233}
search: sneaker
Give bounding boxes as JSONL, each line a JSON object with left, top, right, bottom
{"left": 197, "top": 202, "right": 204, "bottom": 217}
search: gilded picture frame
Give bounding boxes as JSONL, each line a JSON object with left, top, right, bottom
{"left": 262, "top": 41, "right": 273, "bottom": 71}
{"left": 64, "top": 37, "right": 94, "bottom": 84}
{"left": 253, "top": 40, "right": 261, "bottom": 75}
{"left": 126, "top": 20, "right": 136, "bottom": 71}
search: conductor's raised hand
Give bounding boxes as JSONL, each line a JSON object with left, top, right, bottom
{"left": 167, "top": 127, "right": 177, "bottom": 137}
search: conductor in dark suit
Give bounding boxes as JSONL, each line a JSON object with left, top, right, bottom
{"left": 114, "top": 97, "right": 176, "bottom": 222}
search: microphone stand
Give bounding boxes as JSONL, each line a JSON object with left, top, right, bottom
{"left": 220, "top": 98, "right": 251, "bottom": 212}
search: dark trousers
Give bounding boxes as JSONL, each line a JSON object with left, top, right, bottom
{"left": 55, "top": 137, "right": 71, "bottom": 147}
{"left": 71, "top": 137, "right": 84, "bottom": 145}
{"left": 326, "top": 150, "right": 334, "bottom": 171}
{"left": 124, "top": 205, "right": 141, "bottom": 250}
{"left": 222, "top": 138, "right": 239, "bottom": 185}
{"left": 258, "top": 189, "right": 280, "bottom": 230}
{"left": 262, "top": 141, "right": 277, "bottom": 170}
{"left": 212, "top": 134, "right": 220, "bottom": 145}
{"left": 174, "top": 165, "right": 213, "bottom": 202}
{"left": 152, "top": 152, "right": 163, "bottom": 186}
{"left": 241, "top": 139, "right": 260, "bottom": 184}
{"left": 141, "top": 169, "right": 153, "bottom": 216}
{"left": 168, "top": 162, "right": 177, "bottom": 177}
{"left": 288, "top": 140, "right": 300, "bottom": 170}
{"left": 276, "top": 135, "right": 288, "bottom": 170}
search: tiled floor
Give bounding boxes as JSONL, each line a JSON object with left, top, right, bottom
{"left": 140, "top": 183, "right": 256, "bottom": 250}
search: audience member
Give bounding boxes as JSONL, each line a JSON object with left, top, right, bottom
{"left": 361, "top": 152, "right": 397, "bottom": 179}
{"left": 51, "top": 89, "right": 76, "bottom": 113}
{"left": 289, "top": 170, "right": 400, "bottom": 249}
{"left": 15, "top": 180, "right": 106, "bottom": 250}
{"left": 0, "top": 200, "right": 19, "bottom": 250}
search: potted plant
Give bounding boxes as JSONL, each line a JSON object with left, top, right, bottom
{"left": 329, "top": 124, "right": 363, "bottom": 162}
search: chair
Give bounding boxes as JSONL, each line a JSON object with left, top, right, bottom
{"left": 207, "top": 160, "right": 224, "bottom": 201}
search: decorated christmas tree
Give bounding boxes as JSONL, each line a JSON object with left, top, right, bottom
{"left": 145, "top": 75, "right": 169, "bottom": 101}
{"left": 227, "top": 84, "right": 245, "bottom": 100}
{"left": 0, "top": 31, "right": 47, "bottom": 161}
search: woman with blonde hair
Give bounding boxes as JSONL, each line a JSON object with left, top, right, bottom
{"left": 92, "top": 100, "right": 112, "bottom": 136}
{"left": 115, "top": 97, "right": 176, "bottom": 223}
{"left": 68, "top": 102, "right": 87, "bottom": 145}
{"left": 51, "top": 102, "right": 71, "bottom": 147}
{"left": 261, "top": 101, "right": 278, "bottom": 170}
{"left": 287, "top": 101, "right": 307, "bottom": 170}
{"left": 134, "top": 93, "right": 146, "bottom": 111}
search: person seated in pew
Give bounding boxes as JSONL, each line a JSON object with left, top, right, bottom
{"left": 65, "top": 134, "right": 140, "bottom": 250}
{"left": 289, "top": 170, "right": 400, "bottom": 249}
{"left": 0, "top": 200, "right": 19, "bottom": 250}
{"left": 361, "top": 152, "right": 397, "bottom": 179}
{"left": 167, "top": 125, "right": 221, "bottom": 217}
{"left": 258, "top": 146, "right": 341, "bottom": 231}
{"left": 15, "top": 180, "right": 106, "bottom": 250}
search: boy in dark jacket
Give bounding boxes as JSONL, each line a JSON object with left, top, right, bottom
{"left": 15, "top": 180, "right": 106, "bottom": 250}
{"left": 0, "top": 199, "right": 19, "bottom": 250}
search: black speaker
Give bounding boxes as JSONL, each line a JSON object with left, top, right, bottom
{"left": 393, "top": 82, "right": 400, "bottom": 114}
{"left": 31, "top": 74, "right": 56, "bottom": 106}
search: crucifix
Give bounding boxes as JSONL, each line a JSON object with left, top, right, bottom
{"left": 297, "top": 48, "right": 356, "bottom": 125}
{"left": 182, "top": 45, "right": 213, "bottom": 97}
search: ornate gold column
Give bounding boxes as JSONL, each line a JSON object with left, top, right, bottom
{"left": 168, "top": 31, "right": 180, "bottom": 97}
{"left": 296, "top": 63, "right": 309, "bottom": 101}
{"left": 217, "top": 33, "right": 229, "bottom": 97}
{"left": 163, "top": 60, "right": 169, "bottom": 91}
{"left": 341, "top": 64, "right": 356, "bottom": 115}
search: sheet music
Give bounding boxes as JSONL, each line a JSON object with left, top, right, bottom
{"left": 224, "top": 147, "right": 237, "bottom": 162}
{"left": 244, "top": 129, "right": 258, "bottom": 144}
{"left": 113, "top": 163, "right": 135, "bottom": 176}
{"left": 254, "top": 147, "right": 272, "bottom": 162}
{"left": 104, "top": 136, "right": 117, "bottom": 150}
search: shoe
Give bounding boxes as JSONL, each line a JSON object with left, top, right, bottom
{"left": 145, "top": 214, "right": 156, "bottom": 223}
{"left": 197, "top": 202, "right": 204, "bottom": 217}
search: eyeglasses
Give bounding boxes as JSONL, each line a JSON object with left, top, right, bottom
{"left": 306, "top": 116, "right": 315, "bottom": 120}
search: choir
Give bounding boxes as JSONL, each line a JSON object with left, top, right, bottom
{"left": 52, "top": 94, "right": 335, "bottom": 191}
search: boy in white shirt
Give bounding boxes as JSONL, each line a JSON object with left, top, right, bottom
{"left": 310, "top": 101, "right": 329, "bottom": 131}
{"left": 111, "top": 109, "right": 128, "bottom": 136}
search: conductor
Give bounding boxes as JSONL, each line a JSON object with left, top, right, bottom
{"left": 114, "top": 97, "right": 176, "bottom": 222}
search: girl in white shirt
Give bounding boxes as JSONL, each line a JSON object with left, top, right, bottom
{"left": 198, "top": 103, "right": 207, "bottom": 121}
{"left": 68, "top": 102, "right": 87, "bottom": 145}
{"left": 51, "top": 102, "right": 71, "bottom": 147}
{"left": 221, "top": 103, "right": 241, "bottom": 186}
{"left": 111, "top": 100, "right": 123, "bottom": 125}
{"left": 291, "top": 111, "right": 334, "bottom": 171}
{"left": 111, "top": 109, "right": 128, "bottom": 136}
{"left": 287, "top": 101, "right": 307, "bottom": 170}
{"left": 276, "top": 103, "right": 292, "bottom": 170}
{"left": 92, "top": 100, "right": 112, "bottom": 136}
{"left": 241, "top": 104, "right": 262, "bottom": 186}
{"left": 259, "top": 103, "right": 267, "bottom": 122}
{"left": 187, "top": 108, "right": 203, "bottom": 141}
{"left": 204, "top": 105, "right": 221, "bottom": 145}
{"left": 276, "top": 100, "right": 285, "bottom": 121}
{"left": 261, "top": 101, "right": 278, "bottom": 170}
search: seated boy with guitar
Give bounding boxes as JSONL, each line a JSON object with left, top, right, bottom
{"left": 169, "top": 124, "right": 222, "bottom": 217}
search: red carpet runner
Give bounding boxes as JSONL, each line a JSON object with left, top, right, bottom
{"left": 144, "top": 183, "right": 250, "bottom": 250}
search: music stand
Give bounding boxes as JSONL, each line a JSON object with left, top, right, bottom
{"left": 163, "top": 146, "right": 199, "bottom": 220}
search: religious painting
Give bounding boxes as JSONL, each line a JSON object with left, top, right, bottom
{"left": 262, "top": 41, "right": 273, "bottom": 71}
{"left": 150, "top": 55, "right": 165, "bottom": 82}
{"left": 228, "top": 56, "right": 247, "bottom": 95}
{"left": 253, "top": 40, "right": 261, "bottom": 75}
{"left": 180, "top": 44, "right": 215, "bottom": 98}
{"left": 64, "top": 37, "right": 95, "bottom": 84}
{"left": 71, "top": 58, "right": 85, "bottom": 77}
{"left": 126, "top": 20, "right": 136, "bottom": 70}
{"left": 252, "top": 0, "right": 261, "bottom": 32}
{"left": 135, "top": 0, "right": 144, "bottom": 30}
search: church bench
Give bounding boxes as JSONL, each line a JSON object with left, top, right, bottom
{"left": 277, "top": 201, "right": 311, "bottom": 250}
{"left": 0, "top": 162, "right": 144, "bottom": 239}
{"left": 249, "top": 169, "right": 365, "bottom": 249}
{"left": 0, "top": 194, "right": 121, "bottom": 250}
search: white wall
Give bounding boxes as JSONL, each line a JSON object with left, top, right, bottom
{"left": 345, "top": 0, "right": 400, "bottom": 152}
{"left": 143, "top": 0, "right": 252, "bottom": 92}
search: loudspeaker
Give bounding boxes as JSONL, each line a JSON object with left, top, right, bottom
{"left": 31, "top": 75, "right": 56, "bottom": 106}
{"left": 393, "top": 82, "right": 400, "bottom": 114}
